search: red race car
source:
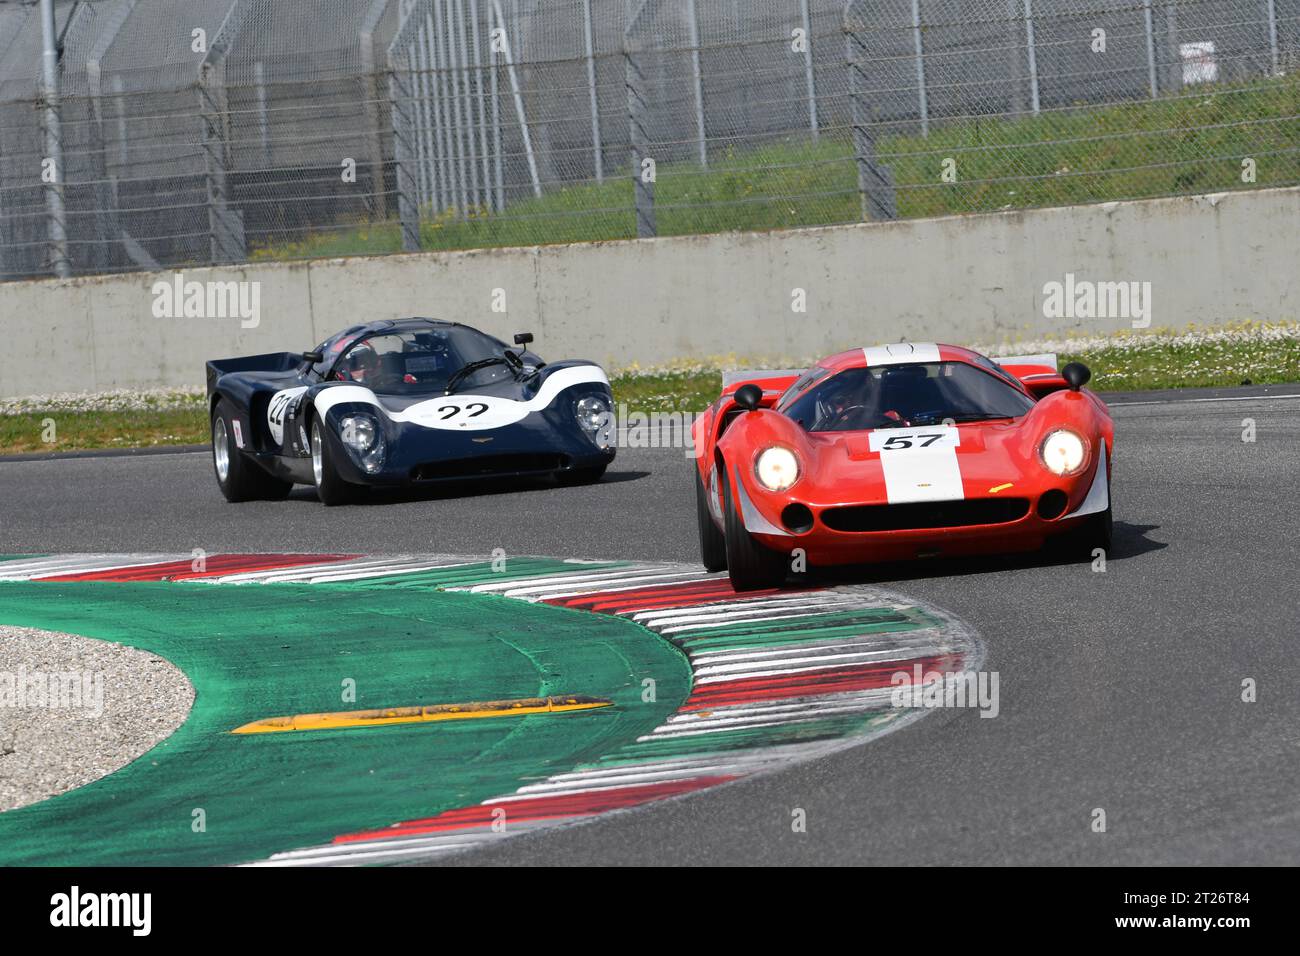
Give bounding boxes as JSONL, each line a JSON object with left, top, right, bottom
{"left": 692, "top": 343, "right": 1114, "bottom": 590}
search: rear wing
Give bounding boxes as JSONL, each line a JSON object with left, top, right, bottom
{"left": 205, "top": 352, "right": 303, "bottom": 399}
{"left": 720, "top": 368, "right": 805, "bottom": 408}
{"left": 994, "top": 353, "right": 1070, "bottom": 397}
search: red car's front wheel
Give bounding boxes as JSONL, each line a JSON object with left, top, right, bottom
{"left": 721, "top": 462, "right": 787, "bottom": 592}
{"left": 695, "top": 468, "right": 727, "bottom": 572}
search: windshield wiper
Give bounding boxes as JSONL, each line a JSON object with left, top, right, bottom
{"left": 444, "top": 356, "right": 513, "bottom": 394}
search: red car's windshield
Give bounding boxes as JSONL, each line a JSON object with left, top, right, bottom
{"left": 780, "top": 361, "right": 1035, "bottom": 432}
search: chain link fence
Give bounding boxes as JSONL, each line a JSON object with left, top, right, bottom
{"left": 0, "top": 0, "right": 1296, "bottom": 281}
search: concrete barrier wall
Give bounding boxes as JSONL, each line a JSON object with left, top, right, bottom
{"left": 4, "top": 186, "right": 1297, "bottom": 398}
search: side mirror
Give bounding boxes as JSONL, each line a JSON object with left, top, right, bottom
{"left": 302, "top": 351, "right": 324, "bottom": 363}
{"left": 513, "top": 332, "right": 534, "bottom": 347}
{"left": 1061, "top": 362, "right": 1091, "bottom": 391}
{"left": 733, "top": 383, "right": 763, "bottom": 411}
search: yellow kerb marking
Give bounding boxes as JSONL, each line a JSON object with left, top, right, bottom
{"left": 231, "top": 695, "right": 610, "bottom": 734}
{"left": 988, "top": 483, "right": 1014, "bottom": 493}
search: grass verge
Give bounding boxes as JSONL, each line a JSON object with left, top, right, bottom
{"left": 3, "top": 325, "right": 1296, "bottom": 455}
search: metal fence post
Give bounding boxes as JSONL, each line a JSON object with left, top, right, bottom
{"left": 388, "top": 56, "right": 423, "bottom": 251}
{"left": 799, "top": 0, "right": 818, "bottom": 142}
{"left": 39, "top": 0, "right": 71, "bottom": 278}
{"left": 1142, "top": 0, "right": 1159, "bottom": 98}
{"left": 490, "top": 0, "right": 541, "bottom": 197}
{"left": 1165, "top": 2, "right": 1182, "bottom": 93}
{"left": 582, "top": 0, "right": 604, "bottom": 181}
{"left": 1023, "top": 0, "right": 1040, "bottom": 115}
{"left": 686, "top": 0, "right": 707, "bottom": 167}
{"left": 1266, "top": 0, "right": 1280, "bottom": 75}
{"left": 198, "top": 0, "right": 250, "bottom": 266}
{"left": 845, "top": 17, "right": 897, "bottom": 221}
{"left": 489, "top": 30, "right": 504, "bottom": 211}
{"left": 427, "top": 8, "right": 451, "bottom": 210}
{"left": 360, "top": 0, "right": 391, "bottom": 223}
{"left": 626, "top": 46, "right": 656, "bottom": 237}
{"left": 1005, "top": 0, "right": 1025, "bottom": 116}
{"left": 254, "top": 61, "right": 271, "bottom": 168}
{"left": 910, "top": 0, "right": 928, "bottom": 136}
{"left": 468, "top": 0, "right": 493, "bottom": 203}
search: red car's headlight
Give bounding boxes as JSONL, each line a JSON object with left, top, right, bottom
{"left": 1039, "top": 429, "right": 1089, "bottom": 476}
{"left": 754, "top": 445, "right": 800, "bottom": 491}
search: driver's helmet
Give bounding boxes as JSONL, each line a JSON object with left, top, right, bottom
{"left": 341, "top": 343, "right": 379, "bottom": 383}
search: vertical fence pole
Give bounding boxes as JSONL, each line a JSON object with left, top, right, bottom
{"left": 438, "top": 0, "right": 467, "bottom": 213}
{"left": 626, "top": 46, "right": 655, "bottom": 237}
{"left": 1165, "top": 3, "right": 1181, "bottom": 93}
{"left": 360, "top": 0, "right": 391, "bottom": 223}
{"left": 1266, "top": 0, "right": 1280, "bottom": 75}
{"left": 1005, "top": 0, "right": 1025, "bottom": 116}
{"left": 686, "top": 0, "right": 707, "bottom": 166}
{"left": 455, "top": 0, "right": 481, "bottom": 209}
{"left": 388, "top": 56, "right": 422, "bottom": 251}
{"left": 845, "top": 22, "right": 897, "bottom": 221}
{"left": 490, "top": 0, "right": 541, "bottom": 197}
{"left": 254, "top": 61, "right": 271, "bottom": 168}
{"left": 582, "top": 0, "right": 604, "bottom": 181}
{"left": 1023, "top": 0, "right": 1040, "bottom": 115}
{"left": 412, "top": 35, "right": 430, "bottom": 207}
{"left": 469, "top": 0, "right": 493, "bottom": 205}
{"left": 111, "top": 76, "right": 129, "bottom": 169}
{"left": 1141, "top": 0, "right": 1158, "bottom": 98}
{"left": 799, "top": 0, "right": 818, "bottom": 141}
{"left": 428, "top": 7, "right": 454, "bottom": 211}
{"left": 39, "top": 0, "right": 70, "bottom": 277}
{"left": 910, "top": 0, "right": 929, "bottom": 136}
{"left": 489, "top": 26, "right": 504, "bottom": 211}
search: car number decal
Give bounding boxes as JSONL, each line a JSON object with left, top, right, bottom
{"left": 869, "top": 425, "right": 964, "bottom": 503}
{"left": 267, "top": 386, "right": 308, "bottom": 446}
{"left": 868, "top": 427, "right": 960, "bottom": 452}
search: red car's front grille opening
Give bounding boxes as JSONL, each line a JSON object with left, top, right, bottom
{"left": 411, "top": 453, "right": 568, "bottom": 481}
{"left": 820, "top": 498, "right": 1031, "bottom": 532}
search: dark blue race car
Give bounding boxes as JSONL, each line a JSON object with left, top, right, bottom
{"left": 206, "top": 318, "right": 615, "bottom": 505}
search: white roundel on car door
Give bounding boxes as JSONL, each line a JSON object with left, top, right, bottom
{"left": 267, "top": 386, "right": 309, "bottom": 445}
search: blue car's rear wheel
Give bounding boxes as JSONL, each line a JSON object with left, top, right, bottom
{"left": 212, "top": 399, "right": 292, "bottom": 503}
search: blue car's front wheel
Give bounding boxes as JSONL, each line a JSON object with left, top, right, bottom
{"left": 310, "top": 420, "right": 363, "bottom": 506}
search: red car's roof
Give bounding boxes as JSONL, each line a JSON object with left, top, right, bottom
{"left": 817, "top": 343, "right": 987, "bottom": 372}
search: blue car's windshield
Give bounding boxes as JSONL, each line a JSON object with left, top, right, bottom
{"left": 331, "top": 327, "right": 514, "bottom": 395}
{"left": 781, "top": 361, "right": 1034, "bottom": 432}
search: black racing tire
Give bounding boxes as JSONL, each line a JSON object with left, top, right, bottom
{"left": 695, "top": 467, "right": 727, "bottom": 572}
{"left": 211, "top": 399, "right": 292, "bottom": 503}
{"left": 556, "top": 465, "right": 607, "bottom": 486}
{"left": 721, "top": 460, "right": 787, "bottom": 592}
{"left": 1080, "top": 500, "right": 1113, "bottom": 556}
{"left": 310, "top": 419, "right": 363, "bottom": 506}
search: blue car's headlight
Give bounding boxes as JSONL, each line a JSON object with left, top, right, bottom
{"left": 575, "top": 395, "right": 613, "bottom": 449}
{"left": 340, "top": 414, "right": 385, "bottom": 474}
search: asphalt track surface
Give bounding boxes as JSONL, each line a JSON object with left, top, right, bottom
{"left": 1, "top": 385, "right": 1297, "bottom": 865}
